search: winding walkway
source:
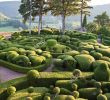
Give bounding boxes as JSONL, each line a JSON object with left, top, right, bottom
{"left": 0, "top": 66, "right": 24, "bottom": 83}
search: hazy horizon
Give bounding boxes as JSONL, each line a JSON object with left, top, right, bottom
{"left": 0, "top": 0, "right": 110, "bottom": 6}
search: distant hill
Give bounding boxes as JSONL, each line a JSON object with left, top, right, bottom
{"left": 0, "top": 1, "right": 20, "bottom": 18}
{"left": 0, "top": 12, "right": 10, "bottom": 21}
{"left": 0, "top": 1, "right": 110, "bottom": 21}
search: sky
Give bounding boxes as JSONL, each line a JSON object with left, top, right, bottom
{"left": 0, "top": 0, "right": 110, "bottom": 6}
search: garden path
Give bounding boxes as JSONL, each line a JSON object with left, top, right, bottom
{"left": 0, "top": 66, "right": 24, "bottom": 83}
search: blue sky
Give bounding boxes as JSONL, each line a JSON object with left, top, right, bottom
{"left": 0, "top": 0, "right": 110, "bottom": 6}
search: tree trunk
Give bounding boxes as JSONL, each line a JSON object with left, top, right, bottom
{"left": 81, "top": 10, "right": 83, "bottom": 30}
{"left": 41, "top": 14, "right": 43, "bottom": 30}
{"left": 61, "top": 14, "right": 65, "bottom": 34}
{"left": 81, "top": 0, "right": 83, "bottom": 31}
{"left": 38, "top": 13, "right": 42, "bottom": 35}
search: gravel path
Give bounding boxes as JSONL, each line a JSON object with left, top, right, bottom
{"left": 0, "top": 66, "right": 24, "bottom": 83}
{"left": 44, "top": 59, "right": 54, "bottom": 72}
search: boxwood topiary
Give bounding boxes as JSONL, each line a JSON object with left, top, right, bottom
{"left": 54, "top": 95, "right": 75, "bottom": 100}
{"left": 90, "top": 51, "right": 102, "bottom": 60}
{"left": 53, "top": 59, "right": 63, "bottom": 68}
{"left": 46, "top": 39, "right": 57, "bottom": 47}
{"left": 63, "top": 56, "right": 77, "bottom": 70}
{"left": 7, "top": 53, "right": 19, "bottom": 63}
{"left": 78, "top": 88, "right": 102, "bottom": 100}
{"left": 14, "top": 55, "right": 30, "bottom": 66}
{"left": 73, "top": 69, "right": 82, "bottom": 77}
{"left": 27, "top": 86, "right": 34, "bottom": 93}
{"left": 104, "top": 93, "right": 110, "bottom": 100}
{"left": 101, "top": 56, "right": 110, "bottom": 62}
{"left": 75, "top": 54, "right": 95, "bottom": 71}
{"left": 94, "top": 63, "right": 110, "bottom": 81}
{"left": 65, "top": 96, "right": 75, "bottom": 100}
{"left": 72, "top": 91, "right": 79, "bottom": 99}
{"left": 53, "top": 87, "right": 60, "bottom": 94}
{"left": 29, "top": 55, "right": 45, "bottom": 66}
{"left": 80, "top": 50, "right": 89, "bottom": 55}
{"left": 26, "top": 97, "right": 33, "bottom": 100}
{"left": 60, "top": 88, "right": 71, "bottom": 95}
{"left": 71, "top": 83, "right": 78, "bottom": 91}
{"left": 94, "top": 82, "right": 102, "bottom": 88}
{"left": 7, "top": 86, "right": 16, "bottom": 95}
{"left": 65, "top": 50, "right": 80, "bottom": 57}
{"left": 92, "top": 60, "right": 110, "bottom": 70}
{"left": 97, "top": 94, "right": 107, "bottom": 100}
{"left": 36, "top": 49, "right": 43, "bottom": 55}
{"left": 57, "top": 55, "right": 72, "bottom": 60}
{"left": 44, "top": 96, "right": 51, "bottom": 100}
{"left": 26, "top": 50, "right": 36, "bottom": 56}
{"left": 0, "top": 52, "right": 7, "bottom": 60}
{"left": 27, "top": 70, "right": 40, "bottom": 80}
{"left": 42, "top": 53, "right": 52, "bottom": 59}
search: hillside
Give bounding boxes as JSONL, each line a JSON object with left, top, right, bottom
{"left": 0, "top": 12, "right": 9, "bottom": 21}
{"left": 0, "top": 1, "right": 20, "bottom": 18}
{"left": 0, "top": 1, "right": 110, "bottom": 20}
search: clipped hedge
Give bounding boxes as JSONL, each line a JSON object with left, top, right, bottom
{"left": 78, "top": 88, "right": 102, "bottom": 100}
{"left": 75, "top": 54, "right": 95, "bottom": 71}
{"left": 0, "top": 59, "right": 51, "bottom": 73}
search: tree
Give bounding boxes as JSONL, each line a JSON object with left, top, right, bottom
{"left": 82, "top": 14, "right": 87, "bottom": 28}
{"left": 94, "top": 12, "right": 110, "bottom": 27}
{"left": 50, "top": 0, "right": 79, "bottom": 34}
{"left": 19, "top": 0, "right": 50, "bottom": 34}
{"left": 79, "top": 0, "right": 92, "bottom": 30}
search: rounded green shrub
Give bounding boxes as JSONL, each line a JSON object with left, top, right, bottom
{"left": 57, "top": 55, "right": 72, "bottom": 60}
{"left": 14, "top": 55, "right": 30, "bottom": 66}
{"left": 73, "top": 69, "right": 82, "bottom": 77}
{"left": 29, "top": 55, "right": 45, "bottom": 66}
{"left": 36, "top": 49, "right": 42, "bottom": 55}
{"left": 90, "top": 51, "right": 102, "bottom": 60}
{"left": 54, "top": 95, "right": 75, "bottom": 100}
{"left": 75, "top": 54, "right": 95, "bottom": 71}
{"left": 78, "top": 88, "right": 102, "bottom": 100}
{"left": 63, "top": 56, "right": 77, "bottom": 70}
{"left": 7, "top": 53, "right": 19, "bottom": 62}
{"left": 26, "top": 50, "right": 36, "bottom": 56}
{"left": 42, "top": 53, "right": 52, "bottom": 59}
{"left": 7, "top": 86, "right": 16, "bottom": 95}
{"left": 97, "top": 94, "right": 107, "bottom": 100}
{"left": 60, "top": 88, "right": 71, "bottom": 95}
{"left": 27, "top": 86, "right": 34, "bottom": 93}
{"left": 44, "top": 96, "right": 51, "bottom": 100}
{"left": 65, "top": 96, "right": 75, "bottom": 100}
{"left": 65, "top": 50, "right": 80, "bottom": 57}
{"left": 104, "top": 93, "right": 110, "bottom": 100}
{"left": 72, "top": 91, "right": 79, "bottom": 99}
{"left": 80, "top": 50, "right": 89, "bottom": 55}
{"left": 71, "top": 83, "right": 78, "bottom": 91}
{"left": 92, "top": 60, "right": 110, "bottom": 70}
{"left": 27, "top": 70, "right": 40, "bottom": 80}
{"left": 101, "top": 56, "right": 110, "bottom": 62}
{"left": 94, "top": 63, "right": 110, "bottom": 81}
{"left": 53, "top": 87, "right": 60, "bottom": 94}
{"left": 94, "top": 82, "right": 102, "bottom": 88}
{"left": 53, "top": 44, "right": 68, "bottom": 53}
{"left": 18, "top": 48, "right": 26, "bottom": 55}
{"left": 26, "top": 97, "right": 33, "bottom": 100}
{"left": 47, "top": 39, "right": 57, "bottom": 47}
{"left": 0, "top": 52, "right": 7, "bottom": 60}
{"left": 53, "top": 59, "right": 63, "bottom": 67}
